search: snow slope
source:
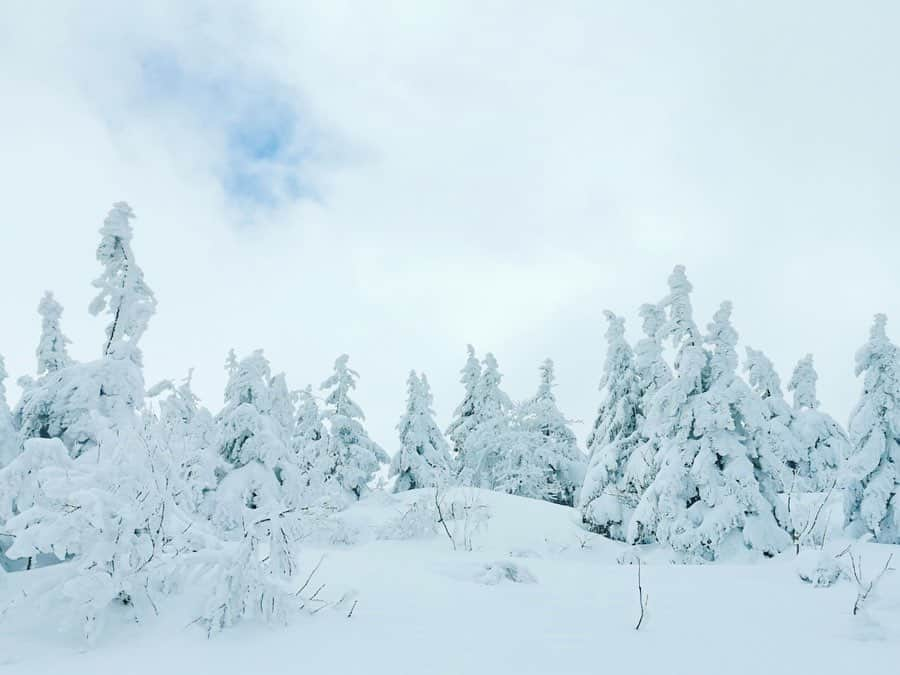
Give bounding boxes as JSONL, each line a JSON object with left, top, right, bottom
{"left": 1, "top": 488, "right": 898, "bottom": 674}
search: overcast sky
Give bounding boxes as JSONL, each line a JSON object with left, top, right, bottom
{"left": 1, "top": 1, "right": 898, "bottom": 450}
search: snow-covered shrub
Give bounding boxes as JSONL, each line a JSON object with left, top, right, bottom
{"left": 436, "top": 488, "right": 490, "bottom": 552}
{"left": 377, "top": 494, "right": 441, "bottom": 541}
{"left": 194, "top": 508, "right": 310, "bottom": 635}
{"left": 473, "top": 560, "right": 536, "bottom": 585}
{"left": 1, "top": 432, "right": 190, "bottom": 642}
{"left": 796, "top": 548, "right": 844, "bottom": 588}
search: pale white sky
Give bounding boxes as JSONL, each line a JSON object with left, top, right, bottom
{"left": 1, "top": 1, "right": 898, "bottom": 450}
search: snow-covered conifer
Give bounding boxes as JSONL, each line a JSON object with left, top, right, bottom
{"left": 629, "top": 271, "right": 789, "bottom": 559}
{"left": 744, "top": 347, "right": 798, "bottom": 488}
{"left": 621, "top": 303, "right": 673, "bottom": 503}
{"left": 787, "top": 355, "right": 847, "bottom": 491}
{"left": 390, "top": 371, "right": 453, "bottom": 492}
{"left": 0, "top": 356, "right": 17, "bottom": 467}
{"left": 293, "top": 386, "right": 327, "bottom": 454}
{"left": 446, "top": 345, "right": 482, "bottom": 462}
{"left": 148, "top": 371, "right": 220, "bottom": 513}
{"left": 788, "top": 355, "right": 818, "bottom": 411}
{"left": 214, "top": 350, "right": 299, "bottom": 523}
{"left": 36, "top": 292, "right": 72, "bottom": 375}
{"left": 580, "top": 312, "right": 642, "bottom": 538}
{"left": 89, "top": 202, "right": 157, "bottom": 364}
{"left": 269, "top": 373, "right": 296, "bottom": 441}
{"left": 633, "top": 303, "right": 672, "bottom": 405}
{"left": 17, "top": 204, "right": 157, "bottom": 457}
{"left": 844, "top": 314, "right": 900, "bottom": 543}
{"left": 319, "top": 354, "right": 388, "bottom": 500}
{"left": 457, "top": 353, "right": 512, "bottom": 489}
{"left": 291, "top": 386, "right": 336, "bottom": 503}
{"left": 498, "top": 359, "right": 585, "bottom": 505}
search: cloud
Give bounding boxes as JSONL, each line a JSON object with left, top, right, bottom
{"left": 1, "top": 1, "right": 899, "bottom": 450}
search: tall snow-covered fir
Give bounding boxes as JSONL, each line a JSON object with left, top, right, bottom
{"left": 89, "top": 202, "right": 157, "bottom": 364}
{"left": 446, "top": 344, "right": 482, "bottom": 462}
{"left": 16, "top": 204, "right": 154, "bottom": 458}
{"left": 0, "top": 356, "right": 17, "bottom": 467}
{"left": 743, "top": 346, "right": 798, "bottom": 489}
{"left": 457, "top": 352, "right": 513, "bottom": 489}
{"left": 844, "top": 314, "right": 900, "bottom": 543}
{"left": 620, "top": 302, "right": 672, "bottom": 517}
{"left": 390, "top": 371, "right": 453, "bottom": 492}
{"left": 35, "top": 291, "right": 72, "bottom": 375}
{"left": 787, "top": 354, "right": 847, "bottom": 491}
{"left": 214, "top": 349, "right": 299, "bottom": 521}
{"left": 579, "top": 312, "right": 642, "bottom": 539}
{"left": 320, "top": 354, "right": 388, "bottom": 500}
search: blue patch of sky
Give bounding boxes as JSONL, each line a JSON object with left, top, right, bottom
{"left": 137, "top": 49, "right": 319, "bottom": 210}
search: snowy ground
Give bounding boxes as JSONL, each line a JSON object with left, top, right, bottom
{"left": 1, "top": 488, "right": 898, "bottom": 674}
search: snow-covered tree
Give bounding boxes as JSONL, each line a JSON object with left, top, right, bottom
{"left": 147, "top": 371, "right": 220, "bottom": 513}
{"left": 291, "top": 386, "right": 344, "bottom": 507}
{"left": 390, "top": 371, "right": 453, "bottom": 492}
{"left": 457, "top": 353, "right": 512, "bottom": 489}
{"left": 213, "top": 350, "right": 301, "bottom": 526}
{"left": 293, "top": 386, "right": 327, "bottom": 454}
{"left": 36, "top": 291, "right": 72, "bottom": 375}
{"left": 633, "top": 303, "right": 672, "bottom": 404}
{"left": 629, "top": 270, "right": 789, "bottom": 559}
{"left": 89, "top": 202, "right": 157, "bottom": 365}
{"left": 319, "top": 354, "right": 388, "bottom": 500}
{"left": 0, "top": 356, "right": 17, "bottom": 468}
{"left": 844, "top": 314, "right": 900, "bottom": 543}
{"left": 17, "top": 204, "right": 156, "bottom": 458}
{"left": 788, "top": 354, "right": 818, "bottom": 411}
{"left": 446, "top": 345, "right": 482, "bottom": 462}
{"left": 580, "top": 312, "right": 643, "bottom": 538}
{"left": 621, "top": 303, "right": 673, "bottom": 503}
{"left": 269, "top": 373, "right": 296, "bottom": 439}
{"left": 497, "top": 359, "right": 585, "bottom": 505}
{"left": 744, "top": 346, "right": 797, "bottom": 489}
{"left": 786, "top": 355, "right": 847, "bottom": 491}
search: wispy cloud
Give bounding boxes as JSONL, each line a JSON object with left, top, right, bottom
{"left": 135, "top": 48, "right": 321, "bottom": 213}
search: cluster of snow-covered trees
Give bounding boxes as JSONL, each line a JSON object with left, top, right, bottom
{"left": 578, "top": 265, "right": 900, "bottom": 561}
{"left": 0, "top": 203, "right": 898, "bottom": 638}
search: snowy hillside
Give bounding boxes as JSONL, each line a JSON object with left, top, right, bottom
{"left": 2, "top": 488, "right": 897, "bottom": 675}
